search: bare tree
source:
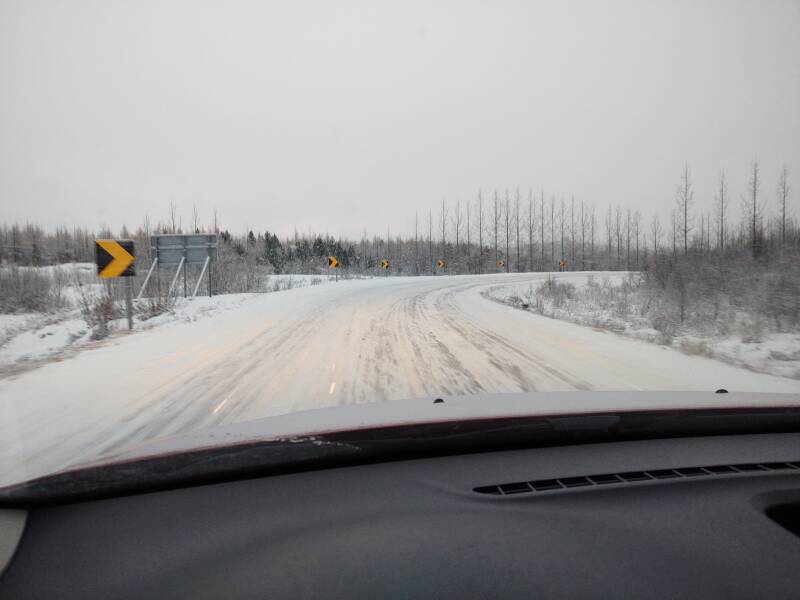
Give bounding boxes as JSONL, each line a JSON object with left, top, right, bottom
{"left": 777, "top": 165, "right": 789, "bottom": 248}
{"left": 540, "top": 191, "right": 546, "bottom": 265}
{"left": 515, "top": 189, "right": 521, "bottom": 272}
{"left": 570, "top": 196, "right": 576, "bottom": 266}
{"left": 527, "top": 190, "right": 534, "bottom": 271}
{"left": 414, "top": 212, "right": 419, "bottom": 274}
{"left": 428, "top": 209, "right": 433, "bottom": 273}
{"left": 614, "top": 205, "right": 623, "bottom": 268}
{"left": 714, "top": 170, "right": 728, "bottom": 251}
{"left": 676, "top": 164, "right": 694, "bottom": 254}
{"left": 439, "top": 198, "right": 448, "bottom": 261}
{"left": 550, "top": 196, "right": 556, "bottom": 270}
{"left": 633, "top": 211, "right": 641, "bottom": 266}
{"left": 670, "top": 209, "right": 677, "bottom": 257}
{"left": 504, "top": 189, "right": 511, "bottom": 273}
{"left": 580, "top": 201, "right": 587, "bottom": 270}
{"left": 743, "top": 159, "right": 762, "bottom": 257}
{"left": 466, "top": 199, "right": 471, "bottom": 259}
{"left": 590, "top": 204, "right": 596, "bottom": 268}
{"left": 605, "top": 205, "right": 613, "bottom": 267}
{"left": 559, "top": 198, "right": 566, "bottom": 266}
{"left": 191, "top": 203, "right": 200, "bottom": 233}
{"left": 493, "top": 191, "right": 500, "bottom": 269}
{"left": 477, "top": 190, "right": 484, "bottom": 273}
{"left": 168, "top": 200, "right": 178, "bottom": 234}
{"left": 625, "top": 207, "right": 631, "bottom": 269}
{"left": 651, "top": 212, "right": 661, "bottom": 255}
{"left": 453, "top": 200, "right": 462, "bottom": 256}
{"left": 698, "top": 214, "right": 705, "bottom": 254}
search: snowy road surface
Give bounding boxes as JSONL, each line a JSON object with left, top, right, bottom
{"left": 2, "top": 272, "right": 799, "bottom": 486}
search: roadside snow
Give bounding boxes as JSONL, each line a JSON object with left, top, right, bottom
{"left": 485, "top": 274, "right": 800, "bottom": 380}
{"left": 0, "top": 272, "right": 340, "bottom": 371}
{"left": 0, "top": 318, "right": 91, "bottom": 365}
{"left": 0, "top": 314, "right": 38, "bottom": 339}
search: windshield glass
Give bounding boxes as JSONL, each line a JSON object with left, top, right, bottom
{"left": 1, "top": 0, "right": 799, "bottom": 491}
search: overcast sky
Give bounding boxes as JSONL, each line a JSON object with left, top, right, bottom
{"left": 1, "top": 0, "right": 798, "bottom": 238}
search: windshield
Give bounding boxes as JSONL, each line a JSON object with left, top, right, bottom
{"left": 1, "top": 1, "right": 799, "bottom": 492}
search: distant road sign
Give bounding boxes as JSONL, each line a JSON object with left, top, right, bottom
{"left": 381, "top": 259, "right": 390, "bottom": 269}
{"left": 498, "top": 259, "right": 505, "bottom": 268}
{"left": 328, "top": 256, "right": 339, "bottom": 268}
{"left": 437, "top": 259, "right": 445, "bottom": 268}
{"left": 95, "top": 240, "right": 135, "bottom": 278}
{"left": 151, "top": 234, "right": 218, "bottom": 265}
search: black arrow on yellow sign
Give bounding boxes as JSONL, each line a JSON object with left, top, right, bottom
{"left": 437, "top": 259, "right": 445, "bottom": 268}
{"left": 381, "top": 259, "right": 390, "bottom": 269}
{"left": 328, "top": 256, "right": 339, "bottom": 268}
{"left": 95, "top": 239, "right": 135, "bottom": 278}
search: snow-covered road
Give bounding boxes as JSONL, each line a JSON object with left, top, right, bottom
{"left": 2, "top": 272, "right": 799, "bottom": 486}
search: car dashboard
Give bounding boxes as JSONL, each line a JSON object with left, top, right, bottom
{"left": 1, "top": 432, "right": 800, "bottom": 599}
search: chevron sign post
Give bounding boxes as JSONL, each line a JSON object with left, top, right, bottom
{"left": 95, "top": 240, "right": 135, "bottom": 278}
{"left": 95, "top": 239, "right": 136, "bottom": 330}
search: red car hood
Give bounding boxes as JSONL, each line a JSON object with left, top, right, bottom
{"left": 85, "top": 390, "right": 800, "bottom": 467}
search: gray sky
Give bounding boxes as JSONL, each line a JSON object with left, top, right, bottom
{"left": 1, "top": 0, "right": 799, "bottom": 238}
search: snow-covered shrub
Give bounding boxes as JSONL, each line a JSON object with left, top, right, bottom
{"left": 536, "top": 277, "right": 576, "bottom": 309}
{"left": 136, "top": 287, "right": 175, "bottom": 321}
{"left": 269, "top": 276, "right": 297, "bottom": 292}
{"left": 0, "top": 265, "right": 68, "bottom": 313}
{"left": 76, "top": 283, "right": 116, "bottom": 340}
{"left": 678, "top": 337, "right": 712, "bottom": 356}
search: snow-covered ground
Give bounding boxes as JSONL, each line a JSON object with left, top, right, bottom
{"left": 1, "top": 271, "right": 799, "bottom": 487}
{"left": 484, "top": 275, "right": 800, "bottom": 380}
{"left": 0, "top": 269, "right": 339, "bottom": 370}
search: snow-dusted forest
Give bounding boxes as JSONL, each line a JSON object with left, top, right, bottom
{"left": 1, "top": 161, "right": 797, "bottom": 377}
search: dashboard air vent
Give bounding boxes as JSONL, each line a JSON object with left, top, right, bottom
{"left": 474, "top": 461, "right": 800, "bottom": 496}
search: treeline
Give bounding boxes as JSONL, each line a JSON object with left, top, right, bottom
{"left": 1, "top": 160, "right": 796, "bottom": 282}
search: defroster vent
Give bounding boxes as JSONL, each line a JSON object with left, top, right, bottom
{"left": 474, "top": 461, "right": 800, "bottom": 496}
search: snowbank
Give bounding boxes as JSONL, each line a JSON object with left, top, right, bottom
{"left": 485, "top": 275, "right": 800, "bottom": 380}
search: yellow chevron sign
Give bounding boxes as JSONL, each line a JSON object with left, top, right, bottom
{"left": 437, "top": 259, "right": 445, "bottom": 268}
{"left": 328, "top": 256, "right": 339, "bottom": 268}
{"left": 381, "top": 259, "right": 390, "bottom": 269}
{"left": 95, "top": 240, "right": 135, "bottom": 278}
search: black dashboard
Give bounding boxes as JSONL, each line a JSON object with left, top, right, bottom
{"left": 2, "top": 432, "right": 800, "bottom": 599}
